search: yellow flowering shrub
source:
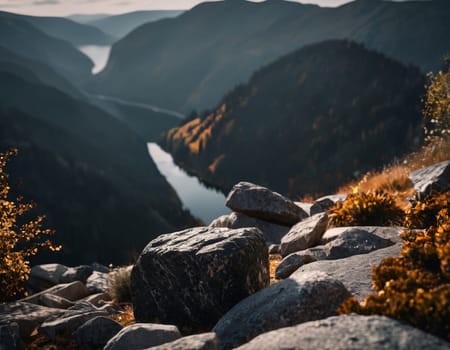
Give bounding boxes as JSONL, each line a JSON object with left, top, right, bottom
{"left": 0, "top": 149, "right": 60, "bottom": 302}
{"left": 330, "top": 191, "right": 404, "bottom": 227}
{"left": 340, "top": 209, "right": 450, "bottom": 340}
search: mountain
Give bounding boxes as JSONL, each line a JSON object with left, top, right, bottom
{"left": 161, "top": 40, "right": 425, "bottom": 197}
{"left": 0, "top": 14, "right": 93, "bottom": 84}
{"left": 86, "top": 10, "right": 184, "bottom": 39}
{"left": 0, "top": 46, "right": 82, "bottom": 99}
{"left": 0, "top": 64, "right": 197, "bottom": 265}
{"left": 93, "top": 0, "right": 450, "bottom": 113}
{"left": 0, "top": 11, "right": 113, "bottom": 46}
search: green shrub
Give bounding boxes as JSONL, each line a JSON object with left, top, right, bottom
{"left": 0, "top": 149, "right": 60, "bottom": 302}
{"left": 109, "top": 265, "right": 132, "bottom": 303}
{"left": 330, "top": 191, "right": 404, "bottom": 227}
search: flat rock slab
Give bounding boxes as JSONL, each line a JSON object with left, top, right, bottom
{"left": 409, "top": 160, "right": 450, "bottom": 198}
{"left": 213, "top": 271, "right": 350, "bottom": 350}
{"left": 280, "top": 213, "right": 328, "bottom": 257}
{"left": 277, "top": 230, "right": 396, "bottom": 279}
{"left": 0, "top": 302, "right": 65, "bottom": 338}
{"left": 104, "top": 323, "right": 181, "bottom": 350}
{"left": 210, "top": 211, "right": 290, "bottom": 244}
{"left": 131, "top": 227, "right": 269, "bottom": 333}
{"left": 21, "top": 281, "right": 90, "bottom": 306}
{"left": 292, "top": 243, "right": 402, "bottom": 301}
{"left": 75, "top": 316, "right": 123, "bottom": 349}
{"left": 225, "top": 182, "right": 308, "bottom": 225}
{"left": 236, "top": 315, "right": 450, "bottom": 350}
{"left": 321, "top": 226, "right": 403, "bottom": 244}
{"left": 148, "top": 333, "right": 219, "bottom": 350}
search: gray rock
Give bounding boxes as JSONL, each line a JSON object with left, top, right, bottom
{"left": 409, "top": 160, "right": 450, "bottom": 198}
{"left": 21, "top": 281, "right": 90, "bottom": 305}
{"left": 60, "top": 265, "right": 93, "bottom": 283}
{"left": 147, "top": 333, "right": 219, "bottom": 350}
{"left": 0, "top": 302, "right": 65, "bottom": 338}
{"left": 104, "top": 323, "right": 181, "bottom": 350}
{"left": 30, "top": 263, "right": 68, "bottom": 285}
{"left": 275, "top": 253, "right": 317, "bottom": 279}
{"left": 210, "top": 212, "right": 290, "bottom": 244}
{"left": 83, "top": 292, "right": 112, "bottom": 306}
{"left": 212, "top": 271, "right": 350, "bottom": 350}
{"left": 225, "top": 182, "right": 308, "bottom": 225}
{"left": 310, "top": 194, "right": 347, "bottom": 215}
{"left": 91, "top": 262, "right": 110, "bottom": 273}
{"left": 280, "top": 213, "right": 328, "bottom": 257}
{"left": 86, "top": 271, "right": 110, "bottom": 294}
{"left": 39, "top": 301, "right": 114, "bottom": 340}
{"left": 267, "top": 244, "right": 280, "bottom": 254}
{"left": 321, "top": 226, "right": 403, "bottom": 244}
{"left": 131, "top": 227, "right": 269, "bottom": 332}
{"left": 75, "top": 316, "right": 123, "bottom": 349}
{"left": 276, "top": 230, "right": 396, "bottom": 280}
{"left": 0, "top": 323, "right": 24, "bottom": 350}
{"left": 39, "top": 293, "right": 75, "bottom": 309}
{"left": 323, "top": 229, "right": 395, "bottom": 259}
{"left": 40, "top": 311, "right": 108, "bottom": 340}
{"left": 294, "top": 202, "right": 312, "bottom": 216}
{"left": 293, "top": 243, "right": 402, "bottom": 300}
{"left": 236, "top": 315, "right": 450, "bottom": 350}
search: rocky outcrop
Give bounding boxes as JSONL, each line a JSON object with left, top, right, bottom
{"left": 409, "top": 160, "right": 450, "bottom": 198}
{"left": 0, "top": 302, "right": 66, "bottom": 338}
{"left": 213, "top": 271, "right": 350, "bottom": 350}
{"left": 321, "top": 226, "right": 403, "bottom": 244}
{"left": 148, "top": 332, "right": 219, "bottom": 350}
{"left": 293, "top": 243, "right": 402, "bottom": 300}
{"left": 75, "top": 316, "right": 123, "bottom": 349}
{"left": 38, "top": 301, "right": 115, "bottom": 340}
{"left": 225, "top": 182, "right": 308, "bottom": 225}
{"left": 236, "top": 314, "right": 450, "bottom": 350}
{"left": 104, "top": 323, "right": 181, "bottom": 350}
{"left": 131, "top": 227, "right": 269, "bottom": 332}
{"left": 280, "top": 213, "right": 328, "bottom": 257}
{"left": 210, "top": 212, "right": 290, "bottom": 244}
{"left": 276, "top": 229, "right": 396, "bottom": 279}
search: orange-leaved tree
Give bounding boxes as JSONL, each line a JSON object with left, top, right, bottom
{"left": 0, "top": 148, "right": 61, "bottom": 302}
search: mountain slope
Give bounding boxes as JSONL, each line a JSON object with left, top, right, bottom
{"left": 87, "top": 10, "right": 183, "bottom": 39}
{"left": 93, "top": 0, "right": 450, "bottom": 113}
{"left": 0, "top": 68, "right": 197, "bottom": 265}
{"left": 0, "top": 14, "right": 93, "bottom": 83}
{"left": 161, "top": 40, "right": 425, "bottom": 197}
{"left": 0, "top": 11, "right": 113, "bottom": 46}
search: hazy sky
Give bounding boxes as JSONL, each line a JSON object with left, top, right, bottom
{"left": 0, "top": 0, "right": 354, "bottom": 16}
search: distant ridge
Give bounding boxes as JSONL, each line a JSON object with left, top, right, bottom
{"left": 161, "top": 40, "right": 425, "bottom": 197}
{"left": 93, "top": 0, "right": 450, "bottom": 113}
{"left": 86, "top": 10, "right": 184, "bottom": 39}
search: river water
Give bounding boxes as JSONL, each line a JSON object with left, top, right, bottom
{"left": 147, "top": 143, "right": 229, "bottom": 224}
{"left": 80, "top": 45, "right": 229, "bottom": 223}
{"left": 78, "top": 45, "right": 111, "bottom": 74}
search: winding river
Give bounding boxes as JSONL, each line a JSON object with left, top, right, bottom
{"left": 79, "top": 45, "right": 230, "bottom": 223}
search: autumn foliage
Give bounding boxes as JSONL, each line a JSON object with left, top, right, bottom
{"left": 0, "top": 149, "right": 60, "bottom": 302}
{"left": 330, "top": 191, "right": 405, "bottom": 227}
{"left": 340, "top": 192, "right": 450, "bottom": 340}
